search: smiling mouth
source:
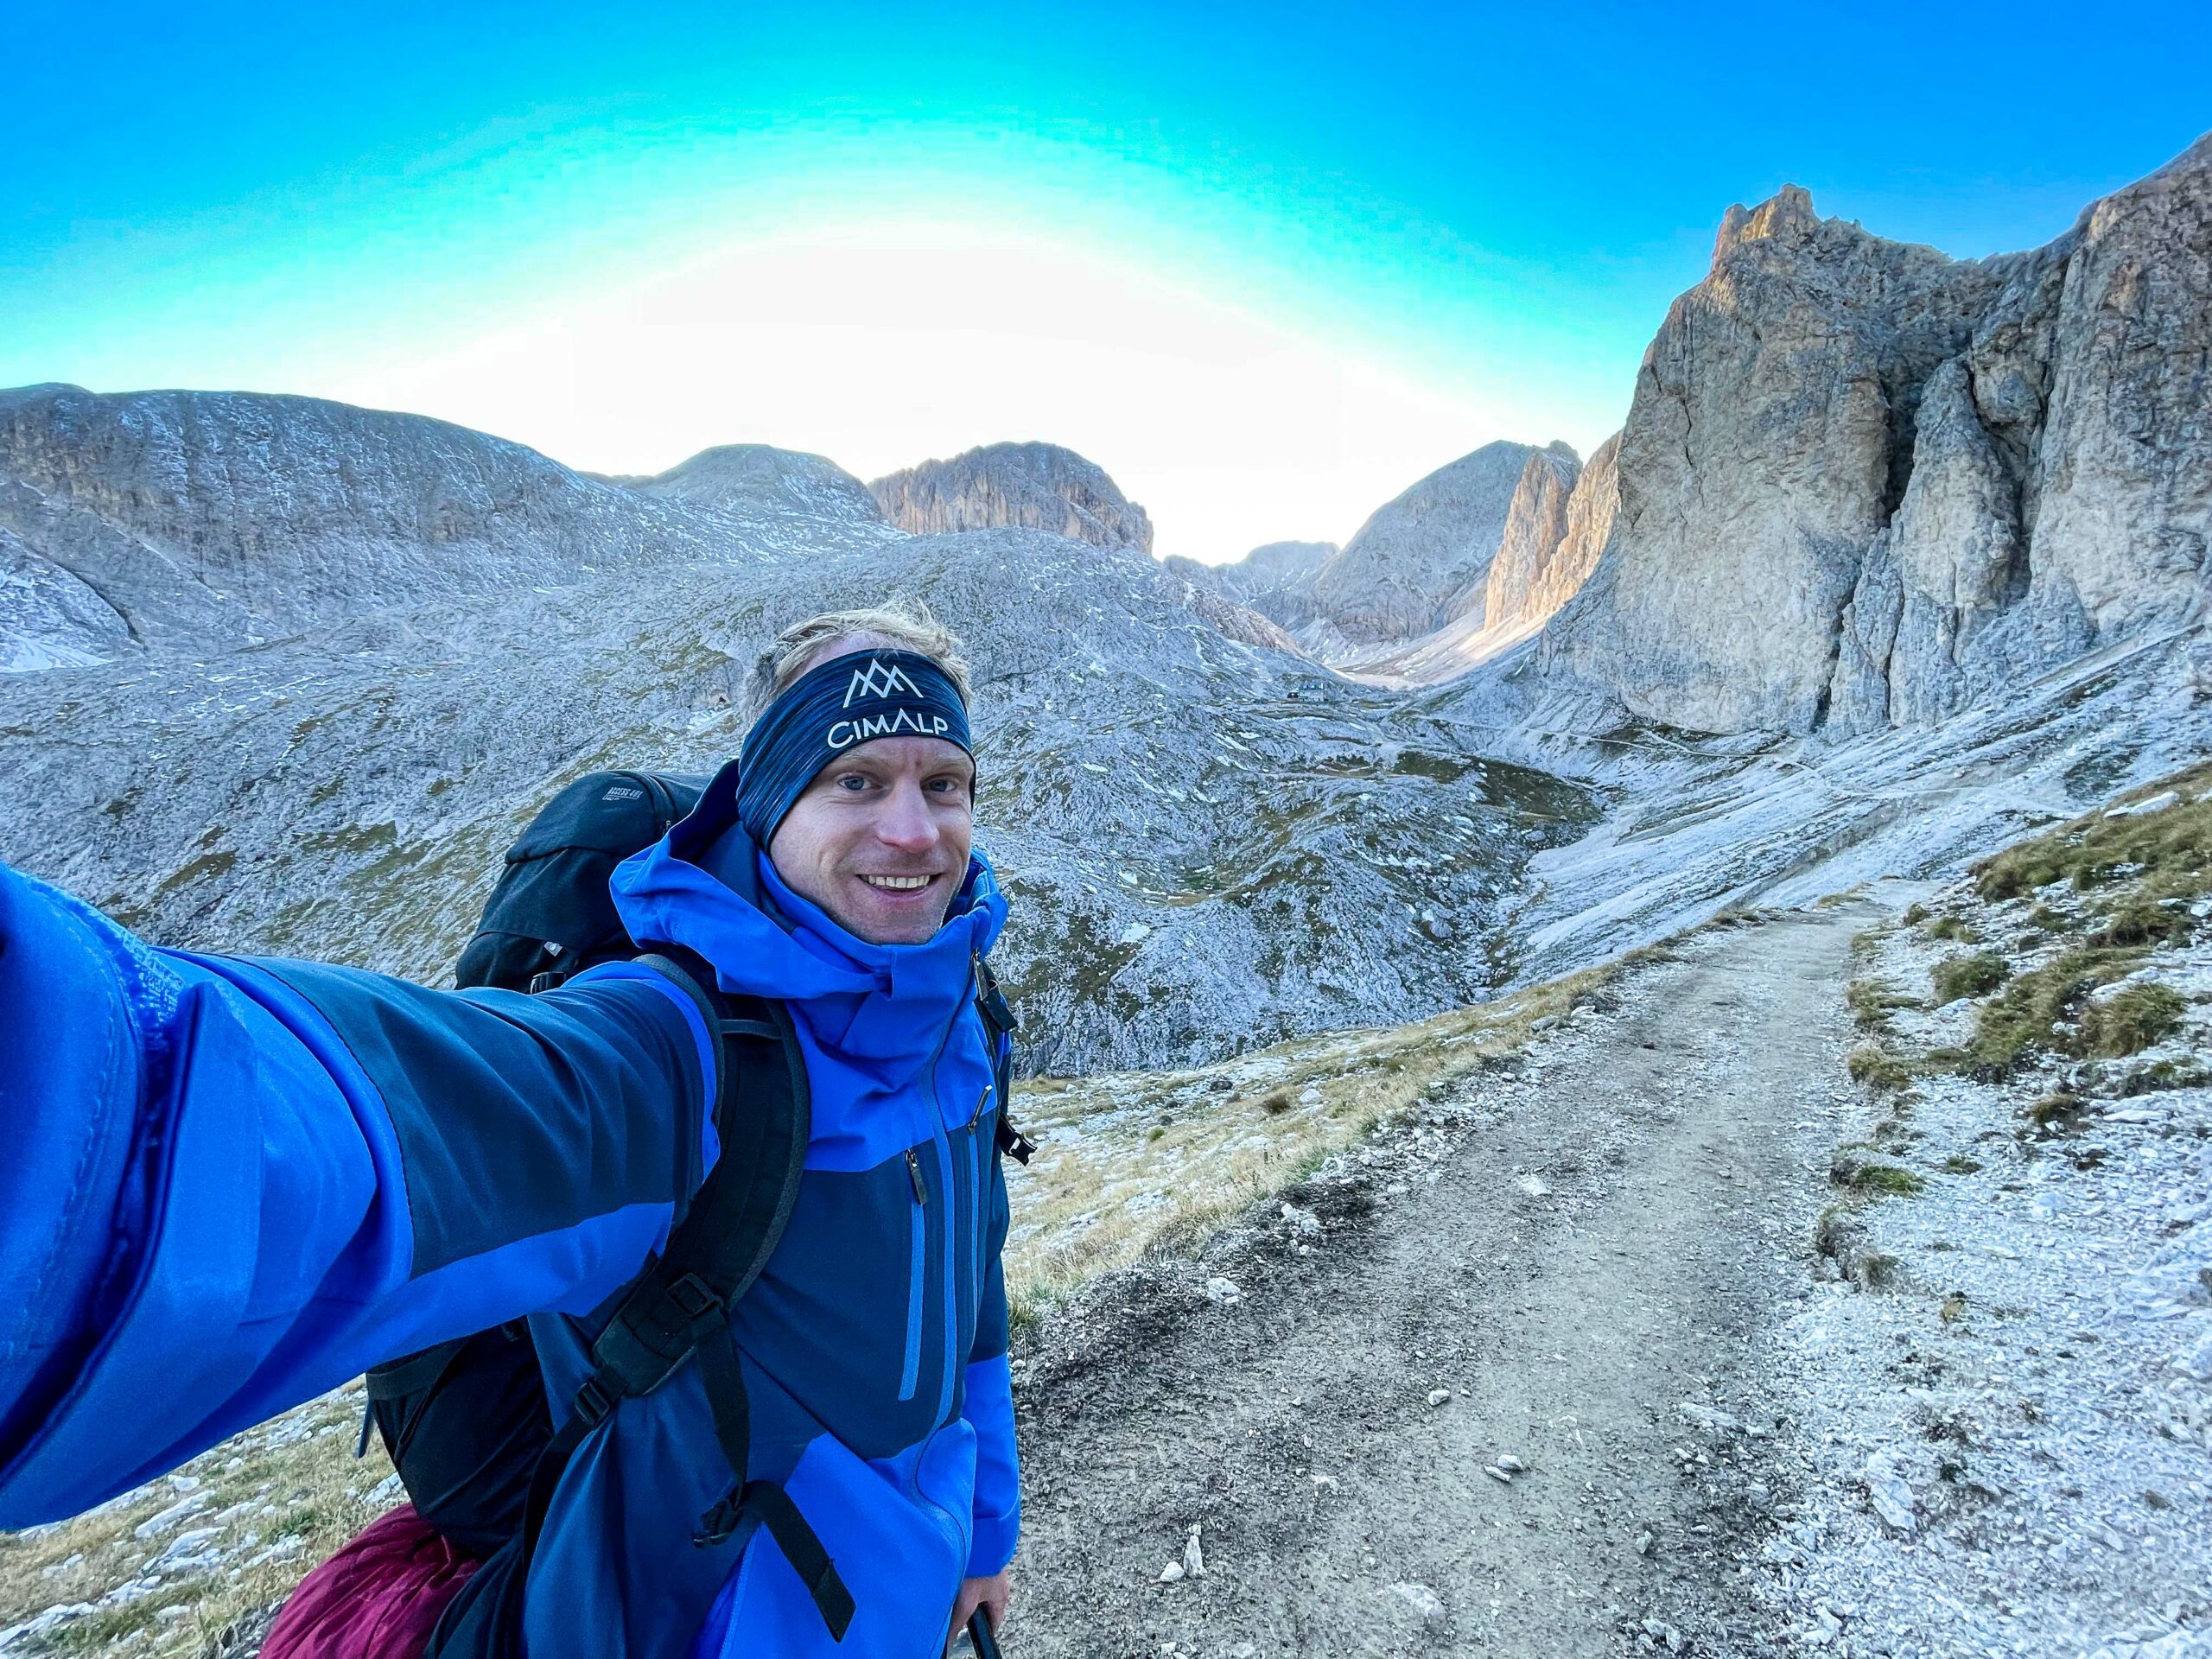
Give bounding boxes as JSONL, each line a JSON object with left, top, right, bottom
{"left": 858, "top": 873, "right": 937, "bottom": 892}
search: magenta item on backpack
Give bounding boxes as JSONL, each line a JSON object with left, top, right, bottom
{"left": 262, "top": 1504, "right": 480, "bottom": 1659}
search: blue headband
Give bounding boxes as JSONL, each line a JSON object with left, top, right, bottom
{"left": 735, "top": 648, "right": 974, "bottom": 845}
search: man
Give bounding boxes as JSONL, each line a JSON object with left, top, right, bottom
{"left": 0, "top": 603, "right": 1019, "bottom": 1656}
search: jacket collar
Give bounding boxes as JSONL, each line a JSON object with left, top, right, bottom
{"left": 608, "top": 760, "right": 1007, "bottom": 1082}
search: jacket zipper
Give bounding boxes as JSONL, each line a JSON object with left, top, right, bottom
{"left": 897, "top": 1150, "right": 927, "bottom": 1402}
{"left": 970, "top": 1082, "right": 994, "bottom": 1314}
{"left": 901, "top": 1005, "right": 966, "bottom": 1408}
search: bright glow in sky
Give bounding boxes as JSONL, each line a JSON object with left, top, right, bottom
{"left": 327, "top": 219, "right": 1539, "bottom": 558}
{"left": 4, "top": 1, "right": 2208, "bottom": 562}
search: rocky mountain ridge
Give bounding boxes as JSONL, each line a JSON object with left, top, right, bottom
{"left": 2, "top": 136, "right": 2204, "bottom": 1078}
{"left": 598, "top": 443, "right": 887, "bottom": 525}
{"left": 1305, "top": 439, "right": 1567, "bottom": 648}
{"left": 868, "top": 441, "right": 1155, "bottom": 556}
{"left": 1538, "top": 133, "right": 2212, "bottom": 735}
{"left": 0, "top": 385, "right": 899, "bottom": 665}
{"left": 1177, "top": 439, "right": 1619, "bottom": 687}
{"left": 0, "top": 389, "right": 1590, "bottom": 1074}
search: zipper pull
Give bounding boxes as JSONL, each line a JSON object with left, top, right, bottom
{"left": 905, "top": 1147, "right": 927, "bottom": 1205}
{"left": 978, "top": 1078, "right": 995, "bottom": 1113}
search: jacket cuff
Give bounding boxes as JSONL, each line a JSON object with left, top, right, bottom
{"left": 969, "top": 1507, "right": 1020, "bottom": 1580}
{"left": 961, "top": 1354, "right": 1020, "bottom": 1577}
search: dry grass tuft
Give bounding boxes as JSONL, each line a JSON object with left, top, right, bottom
{"left": 1930, "top": 951, "right": 2010, "bottom": 1006}
{"left": 1974, "top": 760, "right": 2212, "bottom": 905}
{"left": 1847, "top": 1044, "right": 1917, "bottom": 1093}
{"left": 1002, "top": 956, "right": 1624, "bottom": 1324}
{"left": 2080, "top": 982, "right": 2185, "bottom": 1058}
{"left": 0, "top": 1388, "right": 397, "bottom": 1656}
{"left": 1847, "top": 977, "right": 1919, "bottom": 1031}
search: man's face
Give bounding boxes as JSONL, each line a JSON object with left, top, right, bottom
{"left": 766, "top": 734, "right": 976, "bottom": 944}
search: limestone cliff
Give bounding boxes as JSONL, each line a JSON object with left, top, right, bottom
{"left": 1472, "top": 442, "right": 1594, "bottom": 638}
{"left": 1306, "top": 441, "right": 1559, "bottom": 645}
{"left": 1543, "top": 133, "right": 2212, "bottom": 735}
{"left": 1212, "top": 539, "right": 1336, "bottom": 610}
{"left": 868, "top": 442, "right": 1154, "bottom": 555}
{"left": 1325, "top": 442, "right": 1605, "bottom": 684}
{"left": 1166, "top": 539, "right": 1334, "bottom": 638}
{"left": 608, "top": 443, "right": 887, "bottom": 526}
{"left": 0, "top": 385, "right": 892, "bottom": 661}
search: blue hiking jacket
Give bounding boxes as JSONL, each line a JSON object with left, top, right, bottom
{"left": 0, "top": 765, "right": 1020, "bottom": 1658}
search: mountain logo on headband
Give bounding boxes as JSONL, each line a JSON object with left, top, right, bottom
{"left": 843, "top": 658, "right": 922, "bottom": 707}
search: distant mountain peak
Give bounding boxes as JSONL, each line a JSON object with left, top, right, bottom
{"left": 868, "top": 442, "right": 1154, "bottom": 556}
{"left": 610, "top": 442, "right": 885, "bottom": 524}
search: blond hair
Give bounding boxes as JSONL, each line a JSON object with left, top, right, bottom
{"left": 741, "top": 599, "right": 975, "bottom": 723}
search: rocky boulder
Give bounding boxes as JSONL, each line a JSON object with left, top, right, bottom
{"left": 868, "top": 442, "right": 1154, "bottom": 555}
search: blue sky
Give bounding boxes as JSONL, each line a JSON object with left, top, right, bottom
{"left": 4, "top": 1, "right": 2207, "bottom": 559}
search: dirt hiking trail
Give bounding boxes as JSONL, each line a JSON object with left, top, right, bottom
{"left": 1006, "top": 907, "right": 1865, "bottom": 1656}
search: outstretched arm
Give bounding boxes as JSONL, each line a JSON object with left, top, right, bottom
{"left": 0, "top": 865, "right": 716, "bottom": 1527}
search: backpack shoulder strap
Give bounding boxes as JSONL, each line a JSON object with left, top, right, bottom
{"left": 971, "top": 954, "right": 1033, "bottom": 1165}
{"left": 509, "top": 950, "right": 854, "bottom": 1642}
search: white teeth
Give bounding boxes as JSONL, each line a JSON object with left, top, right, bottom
{"left": 861, "top": 874, "right": 931, "bottom": 891}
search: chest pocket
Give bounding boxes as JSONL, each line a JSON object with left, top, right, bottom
{"left": 893, "top": 1098, "right": 997, "bottom": 1421}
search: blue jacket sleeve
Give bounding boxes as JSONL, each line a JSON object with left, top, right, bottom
{"left": 0, "top": 865, "right": 717, "bottom": 1528}
{"left": 961, "top": 1100, "right": 1020, "bottom": 1578}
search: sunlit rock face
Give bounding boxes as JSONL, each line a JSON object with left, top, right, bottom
{"left": 1543, "top": 133, "right": 2212, "bottom": 736}
{"left": 1471, "top": 443, "right": 1590, "bottom": 638}
{"left": 1304, "top": 440, "right": 1559, "bottom": 646}
{"left": 868, "top": 442, "right": 1154, "bottom": 556}
{"left": 1315, "top": 443, "right": 1606, "bottom": 685}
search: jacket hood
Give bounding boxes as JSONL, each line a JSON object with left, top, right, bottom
{"left": 608, "top": 760, "right": 1009, "bottom": 1116}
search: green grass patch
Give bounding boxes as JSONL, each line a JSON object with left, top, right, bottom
{"left": 1957, "top": 946, "right": 2145, "bottom": 1076}
{"left": 1925, "top": 914, "right": 1978, "bottom": 943}
{"left": 1847, "top": 1044, "right": 1917, "bottom": 1092}
{"left": 2081, "top": 982, "right": 2185, "bottom": 1058}
{"left": 1831, "top": 1147, "right": 1927, "bottom": 1197}
{"left": 1847, "top": 977, "right": 1921, "bottom": 1030}
{"left": 1974, "top": 762, "right": 2212, "bottom": 904}
{"left": 1850, "top": 1164, "right": 1926, "bottom": 1198}
{"left": 1942, "top": 1154, "right": 1985, "bottom": 1174}
{"left": 1932, "top": 952, "right": 2010, "bottom": 1005}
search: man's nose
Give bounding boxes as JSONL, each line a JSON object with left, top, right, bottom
{"left": 874, "top": 780, "right": 940, "bottom": 850}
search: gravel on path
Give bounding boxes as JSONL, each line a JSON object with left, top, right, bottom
{"left": 1003, "top": 906, "right": 1866, "bottom": 1656}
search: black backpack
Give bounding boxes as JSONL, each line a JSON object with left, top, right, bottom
{"left": 357, "top": 770, "right": 1024, "bottom": 1653}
